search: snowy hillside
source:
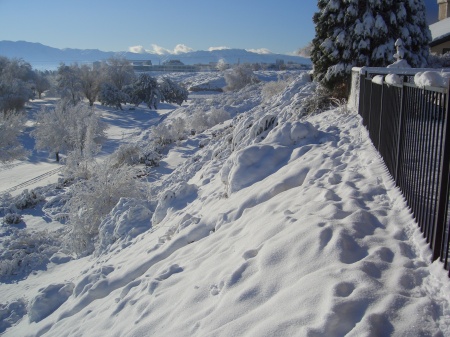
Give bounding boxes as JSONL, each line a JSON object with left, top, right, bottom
{"left": 0, "top": 71, "right": 449, "bottom": 336}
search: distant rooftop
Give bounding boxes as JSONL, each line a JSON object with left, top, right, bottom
{"left": 429, "top": 17, "right": 450, "bottom": 45}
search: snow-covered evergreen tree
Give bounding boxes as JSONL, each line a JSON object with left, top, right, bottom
{"left": 311, "top": 0, "right": 431, "bottom": 94}
{"left": 158, "top": 77, "right": 188, "bottom": 106}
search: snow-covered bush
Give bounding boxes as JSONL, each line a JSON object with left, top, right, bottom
{"left": 428, "top": 52, "right": 450, "bottom": 68}
{"left": 158, "top": 77, "right": 188, "bottom": 106}
{"left": 2, "top": 213, "right": 22, "bottom": 225}
{"left": 65, "top": 162, "right": 144, "bottom": 256}
{"left": 207, "top": 108, "right": 231, "bottom": 126}
{"left": 110, "top": 143, "right": 142, "bottom": 167}
{"left": 224, "top": 64, "right": 260, "bottom": 91}
{"left": 0, "top": 229, "right": 61, "bottom": 281}
{"left": 301, "top": 83, "right": 334, "bottom": 115}
{"left": 151, "top": 124, "right": 176, "bottom": 146}
{"left": 14, "top": 189, "right": 45, "bottom": 210}
{"left": 262, "top": 79, "right": 289, "bottom": 101}
{"left": 140, "top": 149, "right": 162, "bottom": 167}
{"left": 188, "top": 108, "right": 231, "bottom": 133}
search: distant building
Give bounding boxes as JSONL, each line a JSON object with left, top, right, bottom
{"left": 430, "top": 0, "right": 450, "bottom": 54}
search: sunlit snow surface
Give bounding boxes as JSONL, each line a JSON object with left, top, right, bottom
{"left": 1, "top": 70, "right": 449, "bottom": 336}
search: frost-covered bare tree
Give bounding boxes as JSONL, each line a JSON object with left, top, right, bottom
{"left": 32, "top": 100, "right": 106, "bottom": 162}
{"left": 224, "top": 64, "right": 260, "bottom": 91}
{"left": 33, "top": 71, "right": 51, "bottom": 99}
{"left": 0, "top": 111, "right": 29, "bottom": 162}
{"left": 57, "top": 63, "right": 82, "bottom": 105}
{"left": 101, "top": 57, "right": 135, "bottom": 91}
{"left": 79, "top": 64, "right": 100, "bottom": 106}
{"left": 0, "top": 57, "right": 34, "bottom": 114}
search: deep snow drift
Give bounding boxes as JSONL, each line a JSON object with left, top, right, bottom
{"left": 0, "top": 70, "right": 449, "bottom": 337}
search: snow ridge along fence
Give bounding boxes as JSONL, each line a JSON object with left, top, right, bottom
{"left": 354, "top": 67, "right": 450, "bottom": 276}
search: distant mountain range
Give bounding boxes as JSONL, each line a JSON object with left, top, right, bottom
{"left": 0, "top": 41, "right": 312, "bottom": 70}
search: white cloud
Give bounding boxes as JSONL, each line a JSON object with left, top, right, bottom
{"left": 150, "top": 44, "right": 171, "bottom": 55}
{"left": 141, "top": 44, "right": 194, "bottom": 55}
{"left": 246, "top": 48, "right": 274, "bottom": 55}
{"left": 208, "top": 46, "right": 231, "bottom": 51}
{"left": 173, "top": 44, "right": 193, "bottom": 54}
{"left": 128, "top": 45, "right": 146, "bottom": 54}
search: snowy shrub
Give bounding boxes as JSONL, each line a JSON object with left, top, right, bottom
{"left": 66, "top": 162, "right": 144, "bottom": 256}
{"left": 98, "top": 83, "right": 129, "bottom": 110}
{"left": 2, "top": 213, "right": 22, "bottom": 225}
{"left": 14, "top": 189, "right": 45, "bottom": 210}
{"left": 0, "top": 229, "right": 61, "bottom": 281}
{"left": 158, "top": 77, "right": 189, "bottom": 105}
{"left": 301, "top": 83, "right": 334, "bottom": 115}
{"left": 188, "top": 108, "right": 231, "bottom": 133}
{"left": 110, "top": 144, "right": 142, "bottom": 167}
{"left": 428, "top": 52, "right": 450, "bottom": 68}
{"left": 207, "top": 108, "right": 231, "bottom": 126}
{"left": 170, "top": 117, "right": 187, "bottom": 141}
{"left": 151, "top": 124, "right": 176, "bottom": 146}
{"left": 140, "top": 149, "right": 162, "bottom": 167}
{"left": 224, "top": 64, "right": 260, "bottom": 91}
{"left": 262, "top": 80, "right": 289, "bottom": 101}
{"left": 189, "top": 110, "right": 210, "bottom": 133}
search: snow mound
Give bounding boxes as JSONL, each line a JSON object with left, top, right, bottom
{"left": 385, "top": 73, "right": 403, "bottom": 85}
{"left": 414, "top": 71, "right": 450, "bottom": 88}
{"left": 28, "top": 282, "right": 74, "bottom": 323}
{"left": 97, "top": 198, "right": 152, "bottom": 255}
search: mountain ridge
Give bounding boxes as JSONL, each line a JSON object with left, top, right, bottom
{"left": 0, "top": 40, "right": 312, "bottom": 68}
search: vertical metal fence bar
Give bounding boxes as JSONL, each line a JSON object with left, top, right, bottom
{"left": 419, "top": 89, "right": 432, "bottom": 238}
{"left": 433, "top": 89, "right": 450, "bottom": 261}
{"left": 395, "top": 84, "right": 406, "bottom": 183}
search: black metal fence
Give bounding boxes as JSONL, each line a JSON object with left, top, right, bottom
{"left": 356, "top": 68, "right": 450, "bottom": 275}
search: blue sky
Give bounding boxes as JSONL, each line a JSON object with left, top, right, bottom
{"left": 0, "top": 0, "right": 440, "bottom": 55}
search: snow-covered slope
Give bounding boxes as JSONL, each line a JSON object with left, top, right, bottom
{"left": 0, "top": 71, "right": 449, "bottom": 336}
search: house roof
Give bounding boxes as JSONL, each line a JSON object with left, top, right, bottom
{"left": 429, "top": 17, "right": 450, "bottom": 46}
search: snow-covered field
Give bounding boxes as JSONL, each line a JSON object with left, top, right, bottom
{"left": 1, "top": 70, "right": 450, "bottom": 336}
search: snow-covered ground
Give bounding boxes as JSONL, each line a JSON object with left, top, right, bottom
{"left": 1, "top": 71, "right": 449, "bottom": 336}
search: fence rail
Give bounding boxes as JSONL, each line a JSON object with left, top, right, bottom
{"left": 355, "top": 67, "right": 450, "bottom": 276}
